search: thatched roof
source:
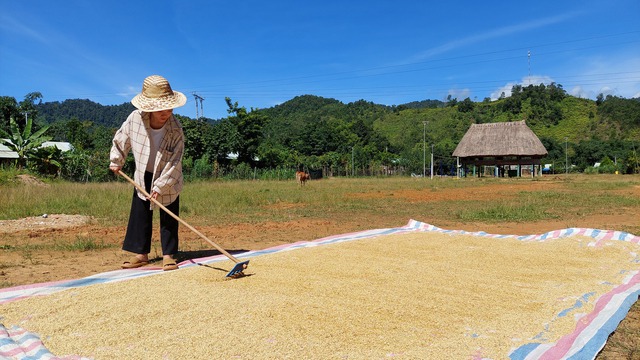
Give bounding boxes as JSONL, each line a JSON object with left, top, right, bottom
{"left": 452, "top": 120, "right": 547, "bottom": 158}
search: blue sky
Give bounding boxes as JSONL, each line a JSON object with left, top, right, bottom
{"left": 1, "top": 0, "right": 639, "bottom": 120}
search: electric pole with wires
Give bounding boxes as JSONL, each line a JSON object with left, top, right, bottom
{"left": 193, "top": 93, "right": 205, "bottom": 120}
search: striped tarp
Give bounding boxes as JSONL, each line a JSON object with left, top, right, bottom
{"left": 0, "top": 219, "right": 638, "bottom": 360}
{"left": 0, "top": 323, "right": 89, "bottom": 360}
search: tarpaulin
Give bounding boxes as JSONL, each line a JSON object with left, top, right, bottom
{"left": 0, "top": 220, "right": 638, "bottom": 360}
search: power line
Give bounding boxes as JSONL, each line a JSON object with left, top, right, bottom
{"left": 192, "top": 93, "right": 205, "bottom": 120}
{"left": 185, "top": 32, "right": 640, "bottom": 93}
{"left": 32, "top": 31, "right": 640, "bottom": 111}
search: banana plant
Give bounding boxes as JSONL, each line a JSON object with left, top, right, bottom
{"left": 0, "top": 116, "right": 51, "bottom": 169}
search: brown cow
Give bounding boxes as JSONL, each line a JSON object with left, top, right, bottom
{"left": 295, "top": 171, "right": 310, "bottom": 186}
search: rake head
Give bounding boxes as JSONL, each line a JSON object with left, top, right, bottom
{"left": 226, "top": 260, "right": 250, "bottom": 278}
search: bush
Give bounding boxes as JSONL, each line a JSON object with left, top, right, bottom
{"left": 60, "top": 149, "right": 113, "bottom": 182}
{"left": 191, "top": 155, "right": 213, "bottom": 179}
{"left": 228, "top": 162, "right": 253, "bottom": 180}
{"left": 0, "top": 165, "right": 22, "bottom": 185}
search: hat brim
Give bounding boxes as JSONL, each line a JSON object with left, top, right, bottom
{"left": 131, "top": 91, "right": 187, "bottom": 112}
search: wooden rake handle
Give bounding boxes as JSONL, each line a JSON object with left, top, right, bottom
{"left": 117, "top": 170, "right": 241, "bottom": 264}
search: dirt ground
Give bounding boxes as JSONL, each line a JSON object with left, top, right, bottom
{"left": 1, "top": 180, "right": 638, "bottom": 358}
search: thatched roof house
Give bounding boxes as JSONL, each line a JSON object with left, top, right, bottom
{"left": 452, "top": 121, "right": 547, "bottom": 175}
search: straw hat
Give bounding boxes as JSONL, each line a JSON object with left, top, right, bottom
{"left": 131, "top": 75, "right": 187, "bottom": 112}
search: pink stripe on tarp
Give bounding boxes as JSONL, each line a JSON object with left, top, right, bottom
{"left": 602, "top": 230, "right": 615, "bottom": 241}
{"left": 588, "top": 230, "right": 615, "bottom": 247}
{"left": 0, "top": 347, "right": 26, "bottom": 358}
{"left": 0, "top": 279, "right": 70, "bottom": 294}
{"left": 535, "top": 271, "right": 640, "bottom": 360}
{"left": 17, "top": 338, "right": 45, "bottom": 354}
{"left": 0, "top": 324, "right": 91, "bottom": 360}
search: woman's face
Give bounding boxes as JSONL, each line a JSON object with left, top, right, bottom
{"left": 150, "top": 109, "right": 173, "bottom": 128}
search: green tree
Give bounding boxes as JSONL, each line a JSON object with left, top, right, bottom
{"left": 29, "top": 146, "right": 62, "bottom": 176}
{"left": 0, "top": 96, "right": 20, "bottom": 133}
{"left": 0, "top": 116, "right": 51, "bottom": 169}
{"left": 208, "top": 117, "right": 239, "bottom": 165}
{"left": 457, "top": 98, "right": 474, "bottom": 113}
{"left": 624, "top": 146, "right": 639, "bottom": 174}
{"left": 225, "top": 97, "right": 267, "bottom": 165}
{"left": 16, "top": 92, "right": 43, "bottom": 131}
{"left": 65, "top": 117, "right": 93, "bottom": 150}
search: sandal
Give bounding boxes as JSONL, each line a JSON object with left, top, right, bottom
{"left": 122, "top": 256, "right": 149, "bottom": 269}
{"left": 162, "top": 257, "right": 179, "bottom": 271}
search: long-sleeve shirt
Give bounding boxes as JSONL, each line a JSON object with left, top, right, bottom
{"left": 110, "top": 110, "right": 184, "bottom": 208}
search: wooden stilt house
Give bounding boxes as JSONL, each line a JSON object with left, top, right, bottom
{"left": 452, "top": 120, "right": 548, "bottom": 177}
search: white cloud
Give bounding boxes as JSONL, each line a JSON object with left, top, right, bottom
{"left": 568, "top": 53, "right": 640, "bottom": 99}
{"left": 491, "top": 83, "right": 516, "bottom": 100}
{"left": 405, "top": 12, "right": 581, "bottom": 63}
{"left": 599, "top": 86, "right": 615, "bottom": 96}
{"left": 115, "top": 86, "right": 139, "bottom": 101}
{"left": 522, "top": 75, "right": 555, "bottom": 87}
{"left": 570, "top": 86, "right": 589, "bottom": 99}
{"left": 447, "top": 88, "right": 471, "bottom": 100}
{"left": 490, "top": 75, "right": 556, "bottom": 100}
{"left": 0, "top": 14, "right": 49, "bottom": 44}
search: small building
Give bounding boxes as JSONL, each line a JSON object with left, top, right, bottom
{"left": 452, "top": 120, "right": 548, "bottom": 177}
{"left": 0, "top": 140, "right": 74, "bottom": 166}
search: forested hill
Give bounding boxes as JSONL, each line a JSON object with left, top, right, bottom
{"left": 7, "top": 83, "right": 639, "bottom": 178}
{"left": 250, "top": 90, "right": 640, "bottom": 174}
{"left": 36, "top": 99, "right": 136, "bottom": 128}
{"left": 32, "top": 90, "right": 640, "bottom": 146}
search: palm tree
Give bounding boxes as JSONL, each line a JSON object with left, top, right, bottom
{"left": 0, "top": 115, "right": 51, "bottom": 169}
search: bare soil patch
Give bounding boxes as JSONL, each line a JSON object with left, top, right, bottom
{"left": 16, "top": 174, "right": 49, "bottom": 187}
{"left": 0, "top": 214, "right": 92, "bottom": 233}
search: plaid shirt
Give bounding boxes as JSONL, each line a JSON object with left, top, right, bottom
{"left": 110, "top": 110, "right": 184, "bottom": 208}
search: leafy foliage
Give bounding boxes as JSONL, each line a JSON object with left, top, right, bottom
{"left": 3, "top": 83, "right": 640, "bottom": 179}
{"left": 0, "top": 116, "right": 51, "bottom": 169}
{"left": 28, "top": 146, "right": 63, "bottom": 176}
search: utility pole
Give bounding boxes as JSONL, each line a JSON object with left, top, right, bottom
{"left": 351, "top": 146, "right": 355, "bottom": 177}
{"left": 430, "top": 144, "right": 434, "bottom": 180}
{"left": 192, "top": 93, "right": 205, "bottom": 120}
{"left": 565, "top": 137, "right": 568, "bottom": 174}
{"left": 422, "top": 121, "right": 427, "bottom": 177}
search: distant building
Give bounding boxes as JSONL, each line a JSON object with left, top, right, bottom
{"left": 452, "top": 121, "right": 548, "bottom": 177}
{"left": 0, "top": 140, "right": 74, "bottom": 165}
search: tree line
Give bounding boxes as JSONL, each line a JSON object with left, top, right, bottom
{"left": 1, "top": 83, "right": 639, "bottom": 182}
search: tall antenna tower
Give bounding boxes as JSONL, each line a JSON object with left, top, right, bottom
{"left": 527, "top": 50, "right": 531, "bottom": 85}
{"left": 192, "top": 92, "right": 205, "bottom": 120}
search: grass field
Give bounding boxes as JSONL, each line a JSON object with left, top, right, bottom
{"left": 2, "top": 174, "right": 640, "bottom": 232}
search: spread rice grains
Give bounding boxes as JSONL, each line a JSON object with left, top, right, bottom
{"left": 1, "top": 229, "right": 638, "bottom": 359}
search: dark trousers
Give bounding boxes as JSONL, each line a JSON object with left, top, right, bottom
{"left": 122, "top": 171, "right": 179, "bottom": 256}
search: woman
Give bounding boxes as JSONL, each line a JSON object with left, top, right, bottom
{"left": 109, "top": 75, "right": 186, "bottom": 271}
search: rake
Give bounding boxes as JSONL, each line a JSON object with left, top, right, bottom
{"left": 117, "top": 170, "right": 249, "bottom": 278}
